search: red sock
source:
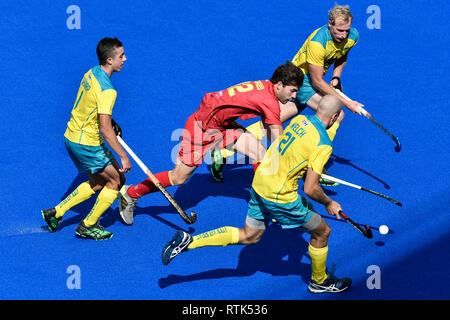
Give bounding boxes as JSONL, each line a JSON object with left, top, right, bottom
{"left": 252, "top": 162, "right": 261, "bottom": 173}
{"left": 127, "top": 171, "right": 172, "bottom": 198}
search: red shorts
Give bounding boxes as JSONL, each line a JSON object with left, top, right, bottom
{"left": 177, "top": 113, "right": 244, "bottom": 166}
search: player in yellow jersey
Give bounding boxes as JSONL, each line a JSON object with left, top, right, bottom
{"left": 41, "top": 37, "right": 131, "bottom": 240}
{"left": 162, "top": 95, "right": 352, "bottom": 294}
{"left": 210, "top": 4, "right": 367, "bottom": 183}
{"left": 291, "top": 5, "right": 363, "bottom": 114}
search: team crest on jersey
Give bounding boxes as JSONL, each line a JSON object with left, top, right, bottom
{"left": 81, "top": 77, "right": 91, "bottom": 91}
{"left": 301, "top": 120, "right": 309, "bottom": 126}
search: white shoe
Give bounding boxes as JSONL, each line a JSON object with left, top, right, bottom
{"left": 118, "top": 185, "right": 138, "bottom": 225}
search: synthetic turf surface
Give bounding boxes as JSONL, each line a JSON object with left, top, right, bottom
{"left": 0, "top": 0, "right": 449, "bottom": 300}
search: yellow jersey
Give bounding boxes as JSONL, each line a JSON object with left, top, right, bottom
{"left": 292, "top": 25, "right": 359, "bottom": 76}
{"left": 252, "top": 115, "right": 334, "bottom": 203}
{"left": 64, "top": 65, "right": 117, "bottom": 146}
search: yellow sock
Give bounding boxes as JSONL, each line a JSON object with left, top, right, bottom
{"left": 55, "top": 181, "right": 95, "bottom": 218}
{"left": 308, "top": 244, "right": 328, "bottom": 284}
{"left": 326, "top": 121, "right": 340, "bottom": 142}
{"left": 83, "top": 187, "right": 118, "bottom": 227}
{"left": 220, "top": 121, "right": 265, "bottom": 159}
{"left": 187, "top": 226, "right": 240, "bottom": 249}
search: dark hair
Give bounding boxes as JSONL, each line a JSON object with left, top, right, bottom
{"left": 96, "top": 37, "right": 123, "bottom": 65}
{"left": 270, "top": 61, "right": 304, "bottom": 88}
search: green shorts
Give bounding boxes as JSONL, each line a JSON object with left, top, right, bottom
{"left": 64, "top": 137, "right": 116, "bottom": 175}
{"left": 246, "top": 188, "right": 319, "bottom": 230}
{"left": 296, "top": 74, "right": 318, "bottom": 105}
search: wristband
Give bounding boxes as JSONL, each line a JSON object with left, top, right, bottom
{"left": 331, "top": 76, "right": 342, "bottom": 91}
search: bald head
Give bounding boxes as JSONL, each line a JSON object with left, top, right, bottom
{"left": 317, "top": 95, "right": 342, "bottom": 117}
{"left": 315, "top": 95, "right": 342, "bottom": 129}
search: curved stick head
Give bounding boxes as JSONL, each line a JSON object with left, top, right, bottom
{"left": 363, "top": 225, "right": 373, "bottom": 239}
{"left": 185, "top": 211, "right": 197, "bottom": 224}
{"left": 394, "top": 139, "right": 401, "bottom": 152}
{"left": 394, "top": 200, "right": 403, "bottom": 207}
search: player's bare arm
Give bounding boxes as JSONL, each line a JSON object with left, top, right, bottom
{"left": 330, "top": 55, "right": 347, "bottom": 87}
{"left": 99, "top": 113, "right": 131, "bottom": 173}
{"left": 265, "top": 123, "right": 283, "bottom": 143}
{"left": 303, "top": 167, "right": 342, "bottom": 219}
{"left": 309, "top": 63, "right": 363, "bottom": 115}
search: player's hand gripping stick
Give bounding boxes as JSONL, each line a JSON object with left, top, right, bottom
{"left": 339, "top": 210, "right": 373, "bottom": 239}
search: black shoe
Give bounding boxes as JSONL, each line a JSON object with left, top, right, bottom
{"left": 41, "top": 208, "right": 61, "bottom": 232}
{"left": 162, "top": 230, "right": 193, "bottom": 265}
{"left": 75, "top": 221, "right": 113, "bottom": 240}
{"left": 308, "top": 269, "right": 352, "bottom": 293}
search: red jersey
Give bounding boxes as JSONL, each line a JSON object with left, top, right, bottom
{"left": 194, "top": 80, "right": 281, "bottom": 131}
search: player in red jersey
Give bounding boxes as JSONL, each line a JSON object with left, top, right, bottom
{"left": 117, "top": 61, "right": 304, "bottom": 224}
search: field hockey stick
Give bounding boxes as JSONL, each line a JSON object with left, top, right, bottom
{"left": 321, "top": 173, "right": 402, "bottom": 207}
{"left": 335, "top": 89, "right": 402, "bottom": 152}
{"left": 117, "top": 136, "right": 197, "bottom": 224}
{"left": 338, "top": 210, "right": 373, "bottom": 239}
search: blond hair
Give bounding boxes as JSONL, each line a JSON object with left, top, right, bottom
{"left": 328, "top": 4, "right": 353, "bottom": 24}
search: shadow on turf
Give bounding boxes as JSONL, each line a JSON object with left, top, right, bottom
{"left": 50, "top": 166, "right": 339, "bottom": 232}
{"left": 134, "top": 165, "right": 253, "bottom": 219}
{"left": 133, "top": 165, "right": 338, "bottom": 225}
{"left": 42, "top": 167, "right": 253, "bottom": 232}
{"left": 158, "top": 223, "right": 312, "bottom": 289}
{"left": 45, "top": 173, "right": 117, "bottom": 231}
{"left": 328, "top": 154, "right": 391, "bottom": 190}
